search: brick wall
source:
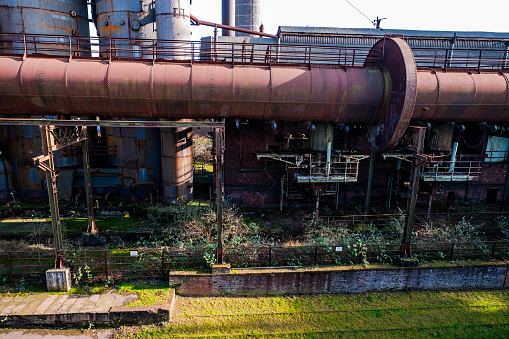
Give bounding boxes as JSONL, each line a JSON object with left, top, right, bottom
{"left": 169, "top": 264, "right": 509, "bottom": 296}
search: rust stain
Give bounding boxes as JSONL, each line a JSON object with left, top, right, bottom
{"left": 99, "top": 26, "right": 122, "bottom": 34}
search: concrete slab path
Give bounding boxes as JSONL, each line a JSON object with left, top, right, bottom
{"left": 0, "top": 292, "right": 137, "bottom": 316}
{"left": 0, "top": 290, "right": 175, "bottom": 327}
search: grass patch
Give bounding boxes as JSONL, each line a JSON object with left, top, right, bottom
{"left": 62, "top": 217, "right": 142, "bottom": 234}
{"left": 117, "top": 281, "right": 171, "bottom": 306}
{"left": 117, "top": 290, "right": 509, "bottom": 338}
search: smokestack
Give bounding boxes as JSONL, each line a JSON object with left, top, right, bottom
{"left": 235, "top": 0, "right": 261, "bottom": 37}
{"left": 222, "top": 0, "right": 235, "bottom": 36}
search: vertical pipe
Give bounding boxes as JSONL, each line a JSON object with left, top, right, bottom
{"left": 222, "top": 0, "right": 235, "bottom": 36}
{"left": 364, "top": 151, "right": 375, "bottom": 217}
{"left": 502, "top": 161, "right": 509, "bottom": 211}
{"left": 81, "top": 134, "right": 96, "bottom": 233}
{"left": 448, "top": 142, "right": 458, "bottom": 173}
{"left": 104, "top": 249, "right": 108, "bottom": 281}
{"left": 326, "top": 142, "right": 332, "bottom": 182}
{"left": 215, "top": 127, "right": 224, "bottom": 265}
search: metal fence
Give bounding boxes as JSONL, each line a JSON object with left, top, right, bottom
{"left": 1, "top": 33, "right": 508, "bottom": 70}
{"left": 0, "top": 241, "right": 508, "bottom": 286}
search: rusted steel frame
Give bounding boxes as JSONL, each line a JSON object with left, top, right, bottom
{"left": 0, "top": 118, "right": 224, "bottom": 128}
{"left": 215, "top": 127, "right": 224, "bottom": 264}
{"left": 39, "top": 126, "right": 63, "bottom": 268}
{"left": 190, "top": 14, "right": 277, "bottom": 38}
{"left": 81, "top": 132, "right": 96, "bottom": 234}
{"left": 401, "top": 126, "right": 427, "bottom": 258}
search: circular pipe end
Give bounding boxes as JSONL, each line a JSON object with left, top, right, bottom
{"left": 365, "top": 37, "right": 417, "bottom": 152}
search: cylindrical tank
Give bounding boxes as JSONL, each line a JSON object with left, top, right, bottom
{"left": 0, "top": 0, "right": 90, "bottom": 55}
{"left": 155, "top": 0, "right": 191, "bottom": 60}
{"left": 235, "top": 0, "right": 262, "bottom": 37}
{"left": 106, "top": 125, "right": 162, "bottom": 198}
{"left": 0, "top": 0, "right": 88, "bottom": 198}
{"left": 161, "top": 126, "right": 193, "bottom": 201}
{"left": 94, "top": 1, "right": 164, "bottom": 198}
{"left": 0, "top": 155, "right": 13, "bottom": 200}
{"left": 308, "top": 123, "right": 335, "bottom": 151}
{"left": 94, "top": 0, "right": 156, "bottom": 58}
{"left": 4, "top": 125, "right": 46, "bottom": 198}
{"left": 154, "top": 1, "right": 194, "bottom": 200}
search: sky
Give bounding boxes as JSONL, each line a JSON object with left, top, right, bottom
{"left": 189, "top": 0, "right": 509, "bottom": 39}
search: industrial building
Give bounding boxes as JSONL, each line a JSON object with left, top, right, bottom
{"left": 0, "top": 0, "right": 509, "bottom": 238}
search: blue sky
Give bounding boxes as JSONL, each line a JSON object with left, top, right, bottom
{"left": 190, "top": 0, "right": 508, "bottom": 39}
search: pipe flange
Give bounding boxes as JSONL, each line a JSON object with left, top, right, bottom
{"left": 364, "top": 38, "right": 418, "bottom": 152}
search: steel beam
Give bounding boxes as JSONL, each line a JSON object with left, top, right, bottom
{"left": 215, "top": 126, "right": 224, "bottom": 265}
{"left": 401, "top": 126, "right": 427, "bottom": 257}
{"left": 39, "top": 126, "right": 63, "bottom": 268}
{"left": 0, "top": 118, "right": 224, "bottom": 128}
{"left": 81, "top": 132, "right": 96, "bottom": 234}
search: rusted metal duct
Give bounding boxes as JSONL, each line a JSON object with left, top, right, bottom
{"left": 413, "top": 71, "right": 509, "bottom": 122}
{"left": 0, "top": 56, "right": 385, "bottom": 123}
{"left": 2, "top": 37, "right": 509, "bottom": 152}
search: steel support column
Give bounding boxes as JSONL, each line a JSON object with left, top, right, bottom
{"left": 215, "top": 126, "right": 224, "bottom": 264}
{"left": 364, "top": 151, "right": 375, "bottom": 217}
{"left": 40, "top": 126, "right": 63, "bottom": 268}
{"left": 401, "top": 127, "right": 426, "bottom": 257}
{"left": 81, "top": 131, "right": 96, "bottom": 233}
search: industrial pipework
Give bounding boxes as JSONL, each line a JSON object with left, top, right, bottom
{"left": 0, "top": 36, "right": 508, "bottom": 151}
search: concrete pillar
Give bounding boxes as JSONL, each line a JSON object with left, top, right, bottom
{"left": 46, "top": 268, "right": 71, "bottom": 292}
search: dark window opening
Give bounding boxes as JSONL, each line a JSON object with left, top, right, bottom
{"left": 486, "top": 189, "right": 499, "bottom": 203}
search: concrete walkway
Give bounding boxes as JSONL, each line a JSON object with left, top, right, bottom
{"left": 0, "top": 291, "right": 175, "bottom": 328}
{"left": 0, "top": 293, "right": 137, "bottom": 317}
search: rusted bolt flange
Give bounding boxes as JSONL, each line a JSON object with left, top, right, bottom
{"left": 70, "top": 10, "right": 77, "bottom": 18}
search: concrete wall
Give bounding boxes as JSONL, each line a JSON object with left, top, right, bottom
{"left": 169, "top": 264, "right": 509, "bottom": 296}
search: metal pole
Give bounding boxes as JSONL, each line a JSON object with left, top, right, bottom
{"left": 364, "top": 151, "right": 375, "bottom": 218}
{"left": 81, "top": 132, "right": 96, "bottom": 233}
{"left": 215, "top": 127, "right": 224, "bottom": 264}
{"left": 502, "top": 165, "right": 509, "bottom": 211}
{"left": 401, "top": 127, "right": 426, "bottom": 257}
{"left": 40, "top": 126, "right": 63, "bottom": 268}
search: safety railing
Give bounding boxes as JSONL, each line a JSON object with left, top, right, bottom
{"left": 3, "top": 33, "right": 508, "bottom": 70}
{"left": 0, "top": 33, "right": 377, "bottom": 67}
{"left": 412, "top": 46, "right": 509, "bottom": 70}
{"left": 421, "top": 158, "right": 482, "bottom": 181}
{"left": 290, "top": 154, "right": 365, "bottom": 183}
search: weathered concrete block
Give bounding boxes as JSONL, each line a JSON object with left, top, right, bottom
{"left": 46, "top": 268, "right": 72, "bottom": 292}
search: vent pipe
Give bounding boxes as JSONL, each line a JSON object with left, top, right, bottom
{"left": 222, "top": 0, "right": 235, "bottom": 36}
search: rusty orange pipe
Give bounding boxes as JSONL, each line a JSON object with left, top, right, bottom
{"left": 413, "top": 71, "right": 509, "bottom": 122}
{"left": 190, "top": 14, "right": 277, "bottom": 38}
{"left": 0, "top": 56, "right": 385, "bottom": 123}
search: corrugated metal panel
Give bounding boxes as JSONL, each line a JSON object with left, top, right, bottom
{"left": 279, "top": 26, "right": 509, "bottom": 52}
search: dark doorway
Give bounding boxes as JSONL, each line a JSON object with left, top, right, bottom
{"left": 486, "top": 189, "right": 499, "bottom": 203}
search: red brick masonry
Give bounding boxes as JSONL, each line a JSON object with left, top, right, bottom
{"left": 169, "top": 263, "right": 509, "bottom": 296}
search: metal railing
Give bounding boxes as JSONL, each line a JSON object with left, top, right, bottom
{"left": 290, "top": 154, "right": 364, "bottom": 183}
{"left": 421, "top": 159, "right": 482, "bottom": 181}
{"left": 1, "top": 33, "right": 508, "bottom": 70}
{"left": 0, "top": 33, "right": 377, "bottom": 67}
{"left": 0, "top": 241, "right": 508, "bottom": 285}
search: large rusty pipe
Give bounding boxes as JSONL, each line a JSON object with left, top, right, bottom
{"left": 413, "top": 71, "right": 509, "bottom": 122}
{"left": 0, "top": 56, "right": 385, "bottom": 123}
{"left": 1, "top": 37, "right": 509, "bottom": 152}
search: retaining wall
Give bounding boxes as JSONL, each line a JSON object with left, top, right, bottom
{"left": 169, "top": 263, "right": 509, "bottom": 296}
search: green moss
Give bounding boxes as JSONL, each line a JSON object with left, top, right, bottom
{"left": 119, "top": 290, "right": 509, "bottom": 338}
{"left": 117, "top": 281, "right": 171, "bottom": 306}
